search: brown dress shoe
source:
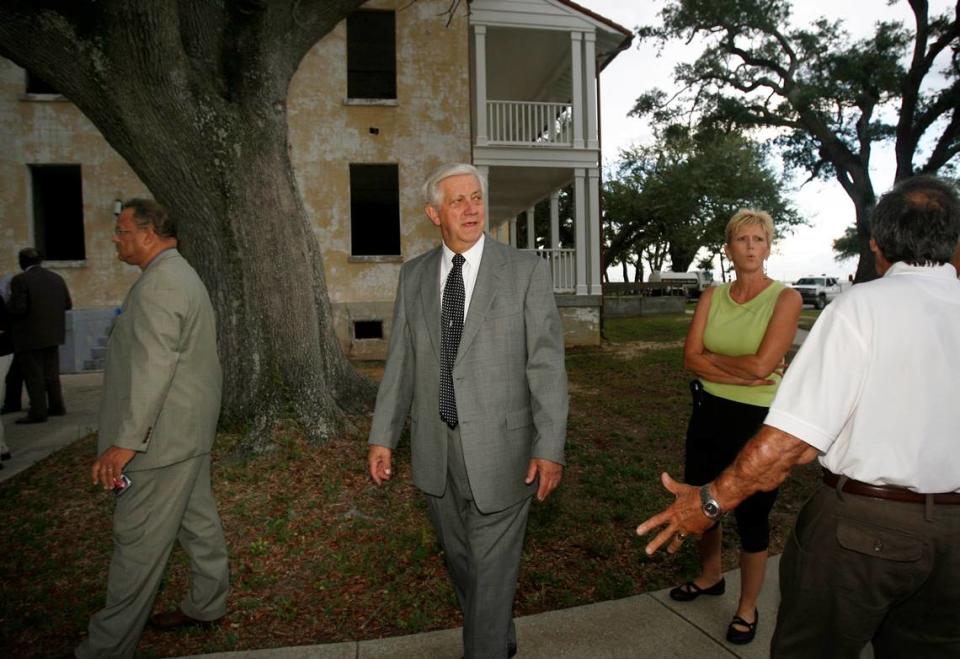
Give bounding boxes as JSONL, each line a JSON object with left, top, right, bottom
{"left": 148, "top": 609, "right": 222, "bottom": 631}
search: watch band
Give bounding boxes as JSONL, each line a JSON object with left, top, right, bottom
{"left": 699, "top": 483, "right": 723, "bottom": 520}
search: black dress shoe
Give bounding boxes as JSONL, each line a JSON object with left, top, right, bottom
{"left": 1, "top": 451, "right": 10, "bottom": 461}
{"left": 15, "top": 416, "right": 47, "bottom": 424}
{"left": 726, "top": 609, "right": 758, "bottom": 644}
{"left": 0, "top": 406, "right": 21, "bottom": 415}
{"left": 669, "top": 578, "right": 726, "bottom": 601}
{"left": 149, "top": 609, "right": 222, "bottom": 631}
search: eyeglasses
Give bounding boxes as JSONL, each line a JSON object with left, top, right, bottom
{"left": 113, "top": 226, "right": 151, "bottom": 236}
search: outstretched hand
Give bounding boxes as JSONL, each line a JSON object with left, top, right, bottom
{"left": 635, "top": 473, "right": 712, "bottom": 555}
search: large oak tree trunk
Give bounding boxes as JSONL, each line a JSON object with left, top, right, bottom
{"left": 0, "top": 0, "right": 373, "bottom": 447}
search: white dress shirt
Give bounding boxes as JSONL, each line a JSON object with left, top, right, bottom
{"left": 440, "top": 233, "right": 485, "bottom": 321}
{"left": 765, "top": 262, "right": 960, "bottom": 493}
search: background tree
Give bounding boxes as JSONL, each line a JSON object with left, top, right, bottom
{"left": 832, "top": 225, "right": 861, "bottom": 261}
{"left": 603, "top": 127, "right": 802, "bottom": 280}
{"left": 634, "top": 0, "right": 960, "bottom": 282}
{"left": 0, "top": 1, "right": 386, "bottom": 449}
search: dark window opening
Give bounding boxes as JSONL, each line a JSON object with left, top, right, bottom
{"left": 354, "top": 320, "right": 384, "bottom": 340}
{"left": 30, "top": 165, "right": 85, "bottom": 261}
{"left": 26, "top": 71, "right": 60, "bottom": 95}
{"left": 347, "top": 10, "right": 397, "bottom": 99}
{"left": 350, "top": 164, "right": 401, "bottom": 256}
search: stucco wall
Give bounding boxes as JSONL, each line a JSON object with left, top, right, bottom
{"left": 287, "top": 0, "right": 472, "bottom": 354}
{"left": 0, "top": 61, "right": 145, "bottom": 307}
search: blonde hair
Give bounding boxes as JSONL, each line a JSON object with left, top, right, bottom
{"left": 725, "top": 208, "right": 774, "bottom": 245}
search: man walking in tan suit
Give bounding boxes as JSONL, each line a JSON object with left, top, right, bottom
{"left": 76, "top": 199, "right": 229, "bottom": 658}
{"left": 368, "top": 164, "right": 568, "bottom": 658}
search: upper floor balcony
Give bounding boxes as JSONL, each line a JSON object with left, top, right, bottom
{"left": 469, "top": 1, "right": 631, "bottom": 154}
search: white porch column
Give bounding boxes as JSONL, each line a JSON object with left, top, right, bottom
{"left": 474, "top": 26, "right": 489, "bottom": 146}
{"left": 588, "top": 168, "right": 602, "bottom": 295}
{"left": 574, "top": 169, "right": 588, "bottom": 295}
{"left": 549, "top": 191, "right": 560, "bottom": 249}
{"left": 584, "top": 32, "right": 599, "bottom": 150}
{"left": 509, "top": 215, "right": 517, "bottom": 247}
{"left": 570, "top": 32, "right": 585, "bottom": 149}
{"left": 525, "top": 206, "right": 535, "bottom": 249}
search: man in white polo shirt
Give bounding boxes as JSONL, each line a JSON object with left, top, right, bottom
{"left": 637, "top": 175, "right": 960, "bottom": 658}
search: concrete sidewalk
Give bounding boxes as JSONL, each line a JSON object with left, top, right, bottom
{"left": 180, "top": 557, "right": 787, "bottom": 659}
{"left": 0, "top": 372, "right": 102, "bottom": 483}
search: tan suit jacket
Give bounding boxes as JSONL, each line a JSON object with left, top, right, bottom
{"left": 98, "top": 249, "right": 222, "bottom": 471}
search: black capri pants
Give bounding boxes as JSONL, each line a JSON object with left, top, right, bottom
{"left": 683, "top": 381, "right": 778, "bottom": 553}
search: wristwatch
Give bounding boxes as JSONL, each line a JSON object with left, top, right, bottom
{"left": 700, "top": 484, "right": 723, "bottom": 520}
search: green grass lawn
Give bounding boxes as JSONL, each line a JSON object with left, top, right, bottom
{"left": 0, "top": 314, "right": 820, "bottom": 657}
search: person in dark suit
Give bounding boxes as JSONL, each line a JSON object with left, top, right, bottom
{"left": 7, "top": 248, "right": 72, "bottom": 424}
{"left": 0, "top": 272, "right": 22, "bottom": 415}
{"left": 0, "top": 293, "right": 13, "bottom": 464}
{"left": 368, "top": 163, "right": 568, "bottom": 659}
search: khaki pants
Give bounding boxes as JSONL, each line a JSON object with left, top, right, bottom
{"left": 77, "top": 454, "right": 229, "bottom": 659}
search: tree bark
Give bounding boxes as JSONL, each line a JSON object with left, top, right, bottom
{"left": 0, "top": 0, "right": 373, "bottom": 447}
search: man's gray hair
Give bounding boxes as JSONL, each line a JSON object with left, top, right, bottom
{"left": 422, "top": 163, "right": 487, "bottom": 209}
{"left": 871, "top": 176, "right": 960, "bottom": 266}
{"left": 122, "top": 198, "right": 177, "bottom": 239}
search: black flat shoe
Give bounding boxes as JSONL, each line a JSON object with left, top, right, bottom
{"left": 669, "top": 578, "right": 725, "bottom": 601}
{"left": 1, "top": 451, "right": 11, "bottom": 461}
{"left": 15, "top": 416, "right": 46, "bottom": 424}
{"left": 726, "top": 609, "right": 758, "bottom": 644}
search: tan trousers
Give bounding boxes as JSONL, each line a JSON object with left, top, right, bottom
{"left": 77, "top": 454, "right": 229, "bottom": 659}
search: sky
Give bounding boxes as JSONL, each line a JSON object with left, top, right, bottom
{"left": 584, "top": 0, "right": 954, "bottom": 282}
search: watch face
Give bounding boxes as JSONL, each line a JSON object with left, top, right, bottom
{"left": 699, "top": 484, "right": 722, "bottom": 519}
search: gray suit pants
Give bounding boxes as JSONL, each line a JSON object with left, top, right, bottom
{"left": 77, "top": 453, "right": 229, "bottom": 659}
{"left": 425, "top": 426, "right": 531, "bottom": 659}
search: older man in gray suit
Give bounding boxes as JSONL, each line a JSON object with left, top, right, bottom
{"left": 368, "top": 163, "right": 568, "bottom": 659}
{"left": 76, "top": 199, "right": 229, "bottom": 659}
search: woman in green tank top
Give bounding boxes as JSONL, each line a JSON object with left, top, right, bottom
{"left": 668, "top": 209, "right": 802, "bottom": 644}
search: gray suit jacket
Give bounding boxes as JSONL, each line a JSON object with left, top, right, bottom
{"left": 98, "top": 249, "right": 222, "bottom": 472}
{"left": 369, "top": 237, "right": 568, "bottom": 513}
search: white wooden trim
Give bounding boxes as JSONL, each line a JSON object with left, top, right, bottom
{"left": 587, "top": 168, "right": 602, "bottom": 295}
{"left": 570, "top": 32, "right": 584, "bottom": 150}
{"left": 550, "top": 191, "right": 560, "bottom": 250}
{"left": 584, "top": 32, "right": 599, "bottom": 150}
{"left": 574, "top": 168, "right": 587, "bottom": 295}
{"left": 474, "top": 26, "right": 489, "bottom": 146}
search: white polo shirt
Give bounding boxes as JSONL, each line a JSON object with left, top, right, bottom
{"left": 765, "top": 262, "right": 960, "bottom": 493}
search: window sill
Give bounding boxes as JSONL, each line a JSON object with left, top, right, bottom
{"left": 44, "top": 260, "right": 87, "bottom": 269}
{"left": 344, "top": 98, "right": 398, "bottom": 107}
{"left": 20, "top": 93, "right": 69, "bottom": 102}
{"left": 348, "top": 255, "right": 403, "bottom": 263}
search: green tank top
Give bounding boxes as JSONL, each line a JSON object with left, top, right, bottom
{"left": 701, "top": 280, "right": 785, "bottom": 407}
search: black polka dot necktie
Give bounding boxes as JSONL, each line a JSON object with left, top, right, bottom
{"left": 440, "top": 253, "right": 465, "bottom": 429}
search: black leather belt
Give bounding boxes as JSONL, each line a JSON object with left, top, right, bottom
{"left": 822, "top": 470, "right": 960, "bottom": 504}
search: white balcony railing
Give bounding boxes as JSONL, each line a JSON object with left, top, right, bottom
{"left": 487, "top": 100, "right": 573, "bottom": 146}
{"left": 524, "top": 248, "right": 576, "bottom": 293}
